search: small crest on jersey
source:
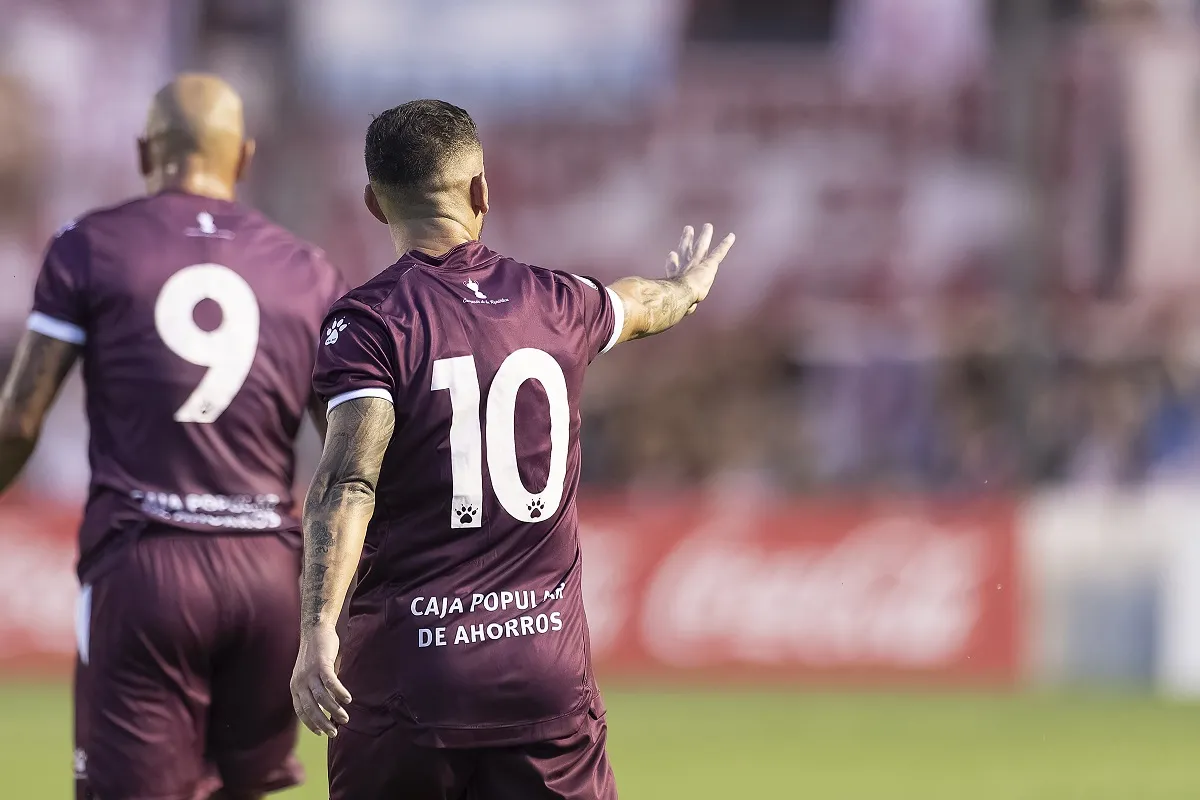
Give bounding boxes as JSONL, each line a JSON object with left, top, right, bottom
{"left": 186, "top": 211, "right": 234, "bottom": 239}
{"left": 74, "top": 748, "right": 87, "bottom": 779}
{"left": 461, "top": 278, "right": 509, "bottom": 306}
{"left": 465, "top": 279, "right": 487, "bottom": 299}
{"left": 324, "top": 318, "right": 348, "bottom": 345}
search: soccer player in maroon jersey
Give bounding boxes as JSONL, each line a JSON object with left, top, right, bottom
{"left": 291, "top": 100, "right": 734, "bottom": 800}
{"left": 0, "top": 74, "right": 345, "bottom": 799}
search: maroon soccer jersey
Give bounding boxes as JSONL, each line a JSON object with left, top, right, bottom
{"left": 29, "top": 191, "right": 345, "bottom": 579}
{"left": 312, "top": 241, "right": 621, "bottom": 748}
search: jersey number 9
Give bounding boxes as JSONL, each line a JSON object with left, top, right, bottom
{"left": 154, "top": 263, "right": 260, "bottom": 424}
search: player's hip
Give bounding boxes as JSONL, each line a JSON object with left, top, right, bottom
{"left": 336, "top": 610, "right": 598, "bottom": 747}
{"left": 76, "top": 526, "right": 300, "bottom": 650}
{"left": 328, "top": 695, "right": 614, "bottom": 799}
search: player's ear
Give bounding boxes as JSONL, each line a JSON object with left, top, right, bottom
{"left": 364, "top": 184, "right": 389, "bottom": 225}
{"left": 236, "top": 139, "right": 256, "bottom": 183}
{"left": 470, "top": 172, "right": 489, "bottom": 217}
{"left": 137, "top": 137, "right": 152, "bottom": 177}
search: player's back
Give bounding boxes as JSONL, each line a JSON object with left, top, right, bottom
{"left": 31, "top": 191, "right": 343, "bottom": 578}
{"left": 314, "top": 241, "right": 620, "bottom": 747}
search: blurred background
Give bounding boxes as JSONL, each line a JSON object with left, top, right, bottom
{"left": 5, "top": 0, "right": 1200, "bottom": 797}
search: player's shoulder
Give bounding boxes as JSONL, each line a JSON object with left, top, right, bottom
{"left": 50, "top": 195, "right": 150, "bottom": 242}
{"left": 40, "top": 197, "right": 150, "bottom": 263}
{"left": 231, "top": 205, "right": 331, "bottom": 264}
{"left": 208, "top": 204, "right": 345, "bottom": 299}
{"left": 492, "top": 252, "right": 599, "bottom": 294}
{"left": 335, "top": 260, "right": 419, "bottom": 316}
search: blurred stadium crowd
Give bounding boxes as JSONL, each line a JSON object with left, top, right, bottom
{"left": 5, "top": 0, "right": 1200, "bottom": 498}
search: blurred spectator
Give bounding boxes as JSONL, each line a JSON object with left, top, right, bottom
{"left": 6, "top": 0, "right": 1200, "bottom": 500}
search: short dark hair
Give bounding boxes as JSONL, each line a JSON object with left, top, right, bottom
{"left": 364, "top": 99, "right": 480, "bottom": 193}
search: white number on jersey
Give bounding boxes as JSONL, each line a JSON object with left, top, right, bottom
{"left": 432, "top": 349, "right": 569, "bottom": 528}
{"left": 154, "top": 263, "right": 260, "bottom": 423}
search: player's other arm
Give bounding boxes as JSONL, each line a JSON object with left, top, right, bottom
{"left": 607, "top": 223, "right": 735, "bottom": 344}
{"left": 292, "top": 396, "right": 394, "bottom": 737}
{"left": 306, "top": 391, "right": 329, "bottom": 441}
{"left": 307, "top": 250, "right": 350, "bottom": 444}
{"left": 0, "top": 331, "right": 80, "bottom": 494}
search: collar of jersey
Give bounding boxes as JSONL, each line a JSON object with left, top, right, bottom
{"left": 404, "top": 241, "right": 499, "bottom": 271}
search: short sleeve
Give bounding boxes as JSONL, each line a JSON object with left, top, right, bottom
{"left": 28, "top": 223, "right": 89, "bottom": 345}
{"left": 565, "top": 273, "right": 623, "bottom": 361}
{"left": 312, "top": 304, "right": 396, "bottom": 414}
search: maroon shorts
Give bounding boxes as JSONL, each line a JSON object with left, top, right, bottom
{"left": 74, "top": 530, "right": 303, "bottom": 800}
{"left": 328, "top": 707, "right": 616, "bottom": 800}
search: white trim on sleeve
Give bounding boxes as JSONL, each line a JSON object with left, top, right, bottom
{"left": 570, "top": 274, "right": 600, "bottom": 291}
{"left": 27, "top": 312, "right": 86, "bottom": 345}
{"left": 601, "top": 287, "right": 624, "bottom": 354}
{"left": 326, "top": 387, "right": 393, "bottom": 415}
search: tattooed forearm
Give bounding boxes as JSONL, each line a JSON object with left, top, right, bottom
{"left": 0, "top": 330, "right": 80, "bottom": 494}
{"left": 300, "top": 396, "right": 395, "bottom": 633}
{"left": 608, "top": 277, "right": 698, "bottom": 342}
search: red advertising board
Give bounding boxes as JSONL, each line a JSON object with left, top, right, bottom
{"left": 580, "top": 496, "right": 1020, "bottom": 684}
{"left": 0, "top": 494, "right": 80, "bottom": 674}
{"left": 0, "top": 494, "right": 1020, "bottom": 683}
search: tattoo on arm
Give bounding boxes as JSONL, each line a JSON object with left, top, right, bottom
{"left": 608, "top": 276, "right": 698, "bottom": 343}
{"left": 0, "top": 330, "right": 80, "bottom": 494}
{"left": 300, "top": 397, "right": 395, "bottom": 633}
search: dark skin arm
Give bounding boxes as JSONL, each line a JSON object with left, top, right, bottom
{"left": 0, "top": 330, "right": 81, "bottom": 494}
{"left": 291, "top": 396, "right": 394, "bottom": 737}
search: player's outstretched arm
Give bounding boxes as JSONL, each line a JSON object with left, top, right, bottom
{"left": 292, "top": 396, "right": 394, "bottom": 737}
{"left": 607, "top": 223, "right": 735, "bottom": 345}
{"left": 0, "top": 330, "right": 80, "bottom": 495}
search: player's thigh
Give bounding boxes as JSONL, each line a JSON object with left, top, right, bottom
{"left": 476, "top": 711, "right": 616, "bottom": 800}
{"left": 74, "top": 538, "right": 221, "bottom": 799}
{"left": 207, "top": 536, "right": 304, "bottom": 794}
{"left": 329, "top": 724, "right": 477, "bottom": 800}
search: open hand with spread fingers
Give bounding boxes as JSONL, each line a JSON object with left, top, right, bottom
{"left": 664, "top": 223, "right": 735, "bottom": 315}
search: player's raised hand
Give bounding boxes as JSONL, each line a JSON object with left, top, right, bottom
{"left": 291, "top": 626, "right": 352, "bottom": 737}
{"left": 665, "top": 223, "right": 735, "bottom": 306}
{"left": 607, "top": 222, "right": 735, "bottom": 344}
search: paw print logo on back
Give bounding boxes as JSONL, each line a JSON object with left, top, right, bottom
{"left": 455, "top": 502, "right": 478, "bottom": 525}
{"left": 527, "top": 498, "right": 545, "bottom": 519}
{"left": 324, "top": 318, "right": 347, "bottom": 346}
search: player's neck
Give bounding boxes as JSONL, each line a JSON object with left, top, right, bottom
{"left": 147, "top": 170, "right": 237, "bottom": 202}
{"left": 391, "top": 217, "right": 477, "bottom": 258}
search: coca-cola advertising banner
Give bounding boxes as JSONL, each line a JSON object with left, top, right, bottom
{"left": 580, "top": 497, "right": 1020, "bottom": 683}
{"left": 0, "top": 495, "right": 1020, "bottom": 683}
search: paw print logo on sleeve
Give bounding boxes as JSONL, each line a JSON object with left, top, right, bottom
{"left": 324, "top": 318, "right": 347, "bottom": 346}
{"left": 527, "top": 498, "right": 545, "bottom": 519}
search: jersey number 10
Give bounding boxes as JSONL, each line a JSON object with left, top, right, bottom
{"left": 432, "top": 350, "right": 569, "bottom": 529}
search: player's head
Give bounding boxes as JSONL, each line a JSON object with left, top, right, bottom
{"left": 138, "top": 73, "right": 254, "bottom": 200}
{"left": 362, "top": 99, "right": 488, "bottom": 240}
